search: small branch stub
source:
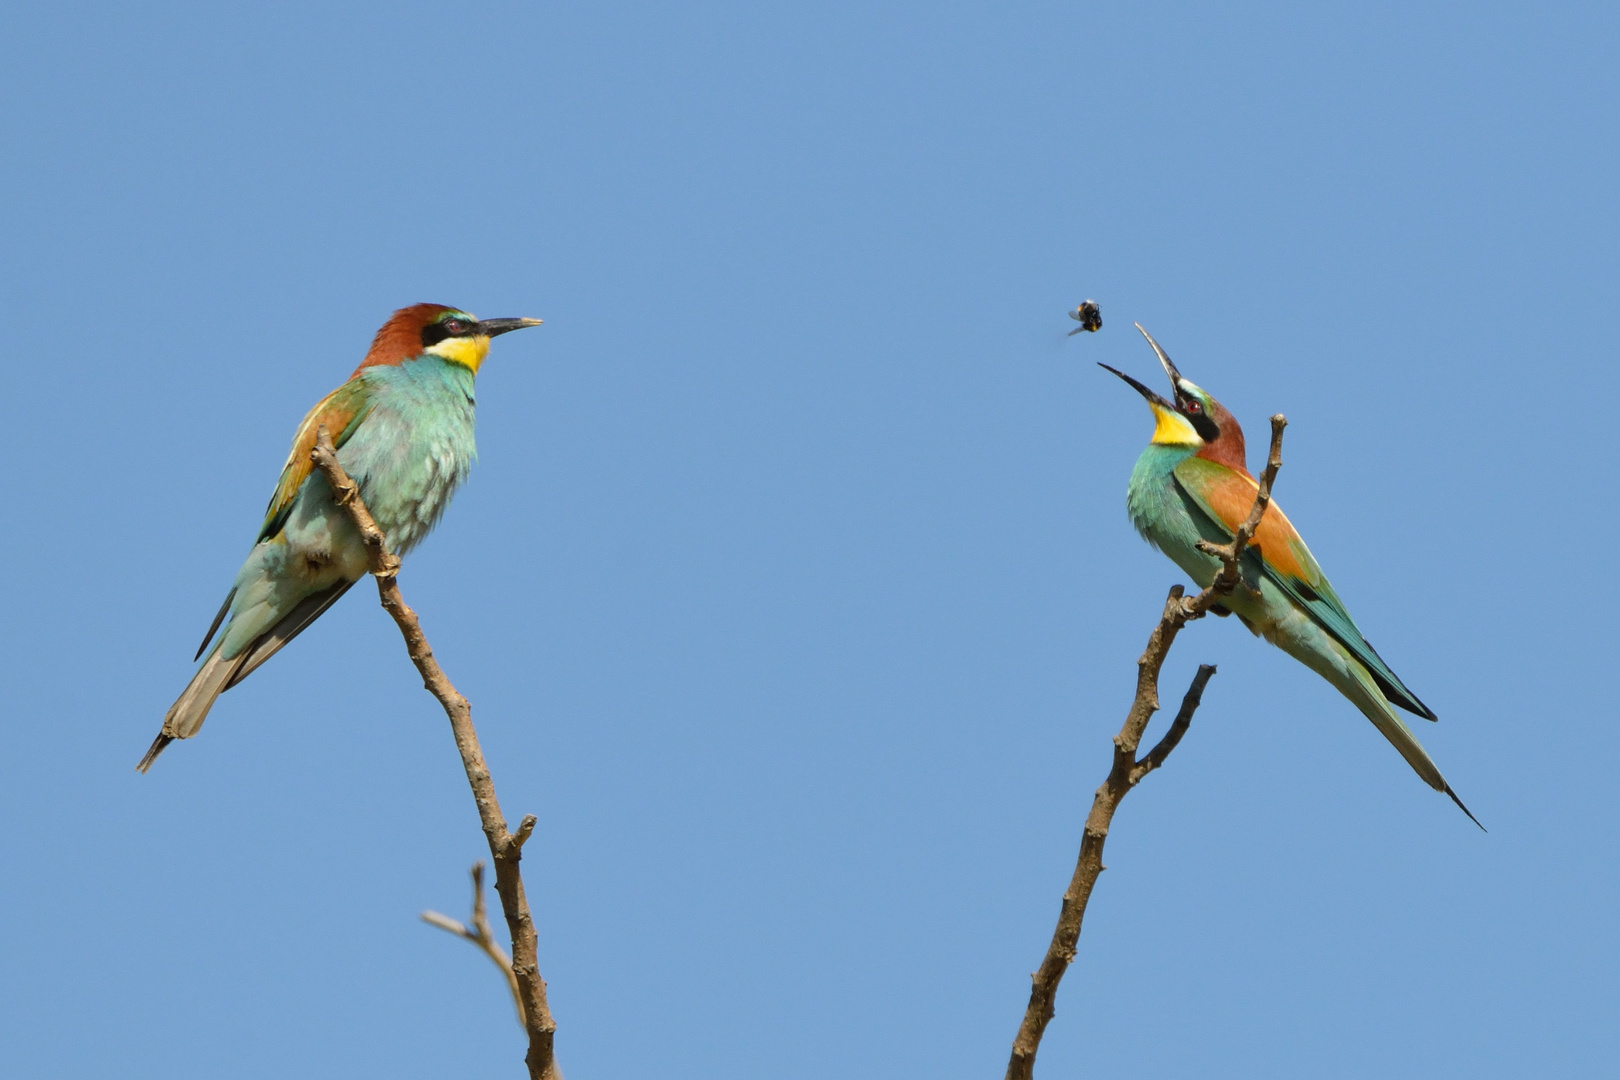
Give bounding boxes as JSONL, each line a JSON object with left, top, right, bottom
{"left": 1005, "top": 417, "right": 1288, "bottom": 1080}
{"left": 512, "top": 814, "right": 538, "bottom": 851}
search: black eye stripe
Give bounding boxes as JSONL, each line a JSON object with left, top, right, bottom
{"left": 419, "top": 317, "right": 472, "bottom": 348}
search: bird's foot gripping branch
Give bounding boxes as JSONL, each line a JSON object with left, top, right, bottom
{"left": 311, "top": 428, "right": 561, "bottom": 1080}
{"left": 1004, "top": 415, "right": 1286, "bottom": 1080}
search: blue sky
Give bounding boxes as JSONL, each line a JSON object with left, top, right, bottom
{"left": 2, "top": 2, "right": 1616, "bottom": 1076}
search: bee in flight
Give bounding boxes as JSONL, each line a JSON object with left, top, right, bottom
{"left": 1068, "top": 299, "right": 1102, "bottom": 335}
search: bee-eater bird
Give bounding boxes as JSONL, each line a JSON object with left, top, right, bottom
{"left": 137, "top": 303, "right": 543, "bottom": 772}
{"left": 1101, "top": 325, "right": 1478, "bottom": 826}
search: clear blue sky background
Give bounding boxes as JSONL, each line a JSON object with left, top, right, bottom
{"left": 2, "top": 2, "right": 1614, "bottom": 1077}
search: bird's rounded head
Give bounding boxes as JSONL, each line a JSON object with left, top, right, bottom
{"left": 354, "top": 303, "right": 543, "bottom": 376}
{"left": 1099, "top": 324, "right": 1248, "bottom": 473}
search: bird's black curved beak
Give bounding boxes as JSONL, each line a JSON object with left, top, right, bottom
{"left": 1133, "top": 322, "right": 1185, "bottom": 396}
{"left": 1099, "top": 362, "right": 1175, "bottom": 410}
{"left": 476, "top": 317, "right": 544, "bottom": 338}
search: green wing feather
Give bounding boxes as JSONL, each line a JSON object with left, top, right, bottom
{"left": 257, "top": 378, "right": 374, "bottom": 543}
{"left": 1171, "top": 456, "right": 1437, "bottom": 721}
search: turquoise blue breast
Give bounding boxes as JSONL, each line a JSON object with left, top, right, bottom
{"left": 1124, "top": 443, "right": 1221, "bottom": 587}
{"left": 343, "top": 355, "right": 478, "bottom": 555}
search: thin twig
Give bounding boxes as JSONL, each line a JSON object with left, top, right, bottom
{"left": 1131, "top": 664, "right": 1217, "bottom": 785}
{"left": 312, "top": 428, "right": 560, "bottom": 1080}
{"left": 1189, "top": 415, "right": 1288, "bottom": 614}
{"left": 1005, "top": 415, "right": 1287, "bottom": 1080}
{"left": 422, "top": 862, "right": 526, "bottom": 1028}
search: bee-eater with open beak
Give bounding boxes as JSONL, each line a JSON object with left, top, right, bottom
{"left": 138, "top": 303, "right": 543, "bottom": 772}
{"left": 1101, "top": 325, "right": 1478, "bottom": 825}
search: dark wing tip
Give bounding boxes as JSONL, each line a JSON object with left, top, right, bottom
{"left": 194, "top": 589, "right": 237, "bottom": 661}
{"left": 1349, "top": 635, "right": 1439, "bottom": 722}
{"left": 1395, "top": 686, "right": 1439, "bottom": 722}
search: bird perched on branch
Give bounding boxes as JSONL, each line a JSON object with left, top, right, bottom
{"left": 1101, "top": 325, "right": 1478, "bottom": 825}
{"left": 138, "top": 303, "right": 543, "bottom": 772}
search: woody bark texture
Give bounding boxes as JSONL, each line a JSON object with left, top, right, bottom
{"left": 313, "top": 428, "right": 559, "bottom": 1080}
{"left": 1005, "top": 415, "right": 1286, "bottom": 1080}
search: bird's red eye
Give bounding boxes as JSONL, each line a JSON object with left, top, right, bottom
{"left": 444, "top": 319, "right": 467, "bottom": 334}
{"left": 1185, "top": 400, "right": 1202, "bottom": 414}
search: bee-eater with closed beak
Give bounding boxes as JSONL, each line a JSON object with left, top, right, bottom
{"left": 138, "top": 303, "right": 543, "bottom": 772}
{"left": 1101, "top": 325, "right": 1478, "bottom": 825}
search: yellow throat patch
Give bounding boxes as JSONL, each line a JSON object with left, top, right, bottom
{"left": 427, "top": 334, "right": 491, "bottom": 374}
{"left": 1149, "top": 402, "right": 1202, "bottom": 445}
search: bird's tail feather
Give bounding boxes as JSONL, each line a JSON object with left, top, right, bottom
{"left": 224, "top": 579, "right": 354, "bottom": 691}
{"left": 136, "top": 733, "right": 173, "bottom": 773}
{"left": 138, "top": 580, "right": 358, "bottom": 773}
{"left": 136, "top": 644, "right": 249, "bottom": 773}
{"left": 1340, "top": 660, "right": 1446, "bottom": 792}
{"left": 1444, "top": 785, "right": 1486, "bottom": 831}
{"left": 1326, "top": 650, "right": 1483, "bottom": 829}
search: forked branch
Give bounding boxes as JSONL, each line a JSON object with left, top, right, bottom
{"left": 312, "top": 428, "right": 560, "bottom": 1080}
{"left": 1004, "top": 415, "right": 1287, "bottom": 1080}
{"left": 423, "top": 862, "right": 526, "bottom": 1028}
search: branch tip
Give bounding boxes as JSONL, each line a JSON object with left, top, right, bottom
{"left": 421, "top": 910, "right": 470, "bottom": 936}
{"left": 513, "top": 815, "right": 538, "bottom": 850}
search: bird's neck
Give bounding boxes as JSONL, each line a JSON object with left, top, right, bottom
{"left": 1131, "top": 441, "right": 1198, "bottom": 483}
{"left": 1196, "top": 405, "right": 1249, "bottom": 475}
{"left": 365, "top": 353, "right": 479, "bottom": 401}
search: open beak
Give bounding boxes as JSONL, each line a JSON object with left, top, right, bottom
{"left": 1134, "top": 322, "right": 1189, "bottom": 397}
{"left": 475, "top": 317, "right": 544, "bottom": 338}
{"left": 1098, "top": 361, "right": 1175, "bottom": 410}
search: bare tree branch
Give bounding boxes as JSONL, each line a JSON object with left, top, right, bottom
{"left": 422, "top": 862, "right": 526, "bottom": 1028}
{"left": 1131, "top": 663, "right": 1217, "bottom": 785}
{"left": 1005, "top": 415, "right": 1287, "bottom": 1080}
{"left": 312, "top": 428, "right": 560, "bottom": 1080}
